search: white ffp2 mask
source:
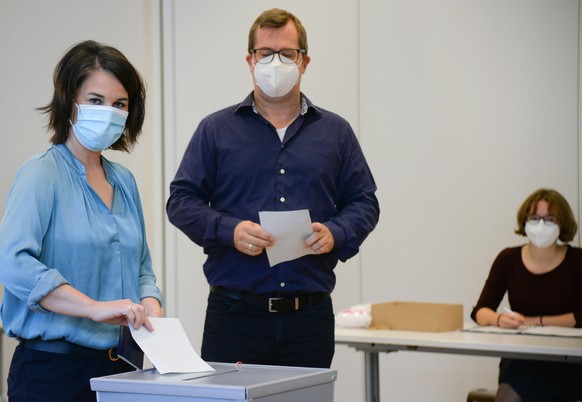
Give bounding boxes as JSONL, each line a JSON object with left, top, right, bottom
{"left": 253, "top": 57, "right": 301, "bottom": 98}
{"left": 525, "top": 220, "right": 560, "bottom": 248}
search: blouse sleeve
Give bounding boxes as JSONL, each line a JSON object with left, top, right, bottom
{"left": 0, "top": 157, "right": 71, "bottom": 311}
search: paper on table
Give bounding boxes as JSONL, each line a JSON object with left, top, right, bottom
{"left": 129, "top": 317, "right": 214, "bottom": 374}
{"left": 259, "top": 209, "right": 316, "bottom": 267}
{"left": 464, "top": 324, "right": 582, "bottom": 338}
{"left": 524, "top": 326, "right": 582, "bottom": 337}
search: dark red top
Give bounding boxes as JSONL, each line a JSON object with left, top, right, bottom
{"left": 471, "top": 245, "right": 582, "bottom": 327}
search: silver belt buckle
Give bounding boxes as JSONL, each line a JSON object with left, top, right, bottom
{"left": 268, "top": 297, "right": 300, "bottom": 312}
{"left": 269, "top": 297, "right": 283, "bottom": 312}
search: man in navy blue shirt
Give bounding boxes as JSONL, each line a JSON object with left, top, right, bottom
{"left": 166, "top": 8, "right": 379, "bottom": 368}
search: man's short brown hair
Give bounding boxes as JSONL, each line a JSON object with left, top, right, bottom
{"left": 248, "top": 8, "right": 308, "bottom": 55}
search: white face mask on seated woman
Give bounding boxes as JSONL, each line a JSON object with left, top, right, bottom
{"left": 525, "top": 218, "right": 560, "bottom": 248}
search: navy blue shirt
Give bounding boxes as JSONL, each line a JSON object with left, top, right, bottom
{"left": 167, "top": 93, "right": 379, "bottom": 294}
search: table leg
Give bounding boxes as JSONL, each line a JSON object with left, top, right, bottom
{"left": 364, "top": 351, "right": 380, "bottom": 402}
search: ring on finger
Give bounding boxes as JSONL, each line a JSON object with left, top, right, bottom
{"left": 248, "top": 243, "right": 254, "bottom": 251}
{"left": 128, "top": 303, "right": 134, "bottom": 310}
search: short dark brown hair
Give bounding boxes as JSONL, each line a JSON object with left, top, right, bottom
{"left": 248, "top": 8, "right": 308, "bottom": 55}
{"left": 38, "top": 40, "right": 146, "bottom": 152}
{"left": 515, "top": 188, "right": 578, "bottom": 242}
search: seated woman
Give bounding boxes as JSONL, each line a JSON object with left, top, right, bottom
{"left": 471, "top": 188, "right": 582, "bottom": 402}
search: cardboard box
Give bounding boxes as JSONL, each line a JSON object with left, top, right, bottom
{"left": 370, "top": 301, "right": 463, "bottom": 332}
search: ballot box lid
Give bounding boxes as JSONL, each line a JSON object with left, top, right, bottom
{"left": 90, "top": 362, "right": 337, "bottom": 400}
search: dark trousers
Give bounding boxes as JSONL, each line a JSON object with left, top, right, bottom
{"left": 499, "top": 358, "right": 582, "bottom": 402}
{"left": 7, "top": 343, "right": 134, "bottom": 402}
{"left": 201, "top": 290, "right": 335, "bottom": 368}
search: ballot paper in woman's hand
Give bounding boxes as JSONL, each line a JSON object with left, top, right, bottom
{"left": 129, "top": 317, "right": 214, "bottom": 374}
{"left": 259, "top": 209, "right": 316, "bottom": 267}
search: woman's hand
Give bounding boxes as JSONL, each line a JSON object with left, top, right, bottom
{"left": 87, "top": 299, "right": 153, "bottom": 331}
{"left": 40, "top": 284, "right": 155, "bottom": 331}
{"left": 141, "top": 297, "right": 163, "bottom": 318}
{"left": 497, "top": 311, "right": 525, "bottom": 328}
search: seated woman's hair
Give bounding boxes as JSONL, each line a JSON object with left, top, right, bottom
{"left": 515, "top": 188, "right": 577, "bottom": 242}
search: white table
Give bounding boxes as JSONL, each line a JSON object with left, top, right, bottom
{"left": 335, "top": 326, "right": 582, "bottom": 402}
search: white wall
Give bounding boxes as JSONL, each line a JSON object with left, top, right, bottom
{"left": 358, "top": 1, "right": 580, "bottom": 400}
{"left": 0, "top": 1, "right": 580, "bottom": 401}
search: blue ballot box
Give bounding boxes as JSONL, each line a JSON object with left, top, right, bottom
{"left": 90, "top": 362, "right": 337, "bottom": 402}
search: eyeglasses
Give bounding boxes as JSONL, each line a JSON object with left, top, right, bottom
{"left": 527, "top": 215, "right": 558, "bottom": 225}
{"left": 251, "top": 48, "right": 306, "bottom": 64}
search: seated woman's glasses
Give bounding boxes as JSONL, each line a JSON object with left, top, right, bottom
{"left": 527, "top": 215, "right": 557, "bottom": 225}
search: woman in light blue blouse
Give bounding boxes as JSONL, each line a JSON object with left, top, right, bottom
{"left": 0, "top": 40, "right": 163, "bottom": 402}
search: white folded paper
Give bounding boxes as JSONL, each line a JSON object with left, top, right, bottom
{"left": 129, "top": 317, "right": 214, "bottom": 374}
{"left": 259, "top": 209, "right": 316, "bottom": 267}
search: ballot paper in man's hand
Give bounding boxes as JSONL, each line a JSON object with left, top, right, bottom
{"left": 129, "top": 317, "right": 214, "bottom": 374}
{"left": 259, "top": 209, "right": 316, "bottom": 267}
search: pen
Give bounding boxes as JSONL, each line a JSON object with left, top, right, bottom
{"left": 503, "top": 306, "right": 516, "bottom": 316}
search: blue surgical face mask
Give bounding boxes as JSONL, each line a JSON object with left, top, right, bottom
{"left": 70, "top": 104, "right": 128, "bottom": 152}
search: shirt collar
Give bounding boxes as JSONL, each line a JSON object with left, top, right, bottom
{"left": 53, "top": 143, "right": 112, "bottom": 181}
{"left": 236, "top": 92, "right": 320, "bottom": 116}
{"left": 54, "top": 143, "right": 86, "bottom": 175}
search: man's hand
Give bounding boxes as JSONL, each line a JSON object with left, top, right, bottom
{"left": 305, "top": 222, "right": 334, "bottom": 254}
{"left": 234, "top": 220, "right": 275, "bottom": 255}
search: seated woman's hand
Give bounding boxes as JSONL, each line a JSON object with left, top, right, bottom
{"left": 498, "top": 311, "right": 525, "bottom": 328}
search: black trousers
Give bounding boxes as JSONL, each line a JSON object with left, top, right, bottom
{"left": 499, "top": 358, "right": 582, "bottom": 402}
{"left": 201, "top": 290, "right": 335, "bottom": 368}
{"left": 8, "top": 343, "right": 133, "bottom": 402}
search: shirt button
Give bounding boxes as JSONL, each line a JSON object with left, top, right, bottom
{"left": 279, "top": 168, "right": 285, "bottom": 174}
{"left": 279, "top": 197, "right": 286, "bottom": 203}
{"left": 280, "top": 282, "right": 286, "bottom": 288}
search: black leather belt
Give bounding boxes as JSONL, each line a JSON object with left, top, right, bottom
{"left": 210, "top": 286, "right": 330, "bottom": 313}
{"left": 20, "top": 339, "right": 117, "bottom": 359}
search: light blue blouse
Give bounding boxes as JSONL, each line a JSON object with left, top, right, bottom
{"left": 0, "top": 144, "right": 162, "bottom": 349}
